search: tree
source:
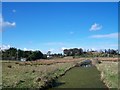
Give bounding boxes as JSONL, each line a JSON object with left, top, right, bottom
{"left": 47, "top": 51, "right": 51, "bottom": 56}
{"left": 2, "top": 47, "right": 45, "bottom": 61}
{"left": 33, "top": 51, "right": 43, "bottom": 60}
{"left": 79, "top": 48, "right": 83, "bottom": 55}
{"left": 27, "top": 51, "right": 44, "bottom": 61}
{"left": 18, "top": 49, "right": 24, "bottom": 60}
{"left": 64, "top": 49, "right": 70, "bottom": 56}
{"left": 7, "top": 47, "right": 17, "bottom": 60}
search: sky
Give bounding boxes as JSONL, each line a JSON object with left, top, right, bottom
{"left": 1, "top": 2, "right": 118, "bottom": 54}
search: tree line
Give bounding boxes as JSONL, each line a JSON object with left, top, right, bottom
{"left": 2, "top": 47, "right": 46, "bottom": 61}
{"left": 1, "top": 47, "right": 119, "bottom": 61}
{"left": 1, "top": 47, "right": 63, "bottom": 61}
{"left": 63, "top": 48, "right": 119, "bottom": 57}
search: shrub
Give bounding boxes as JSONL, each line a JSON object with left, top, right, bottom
{"left": 36, "top": 77, "right": 41, "bottom": 82}
{"left": 7, "top": 65, "right": 12, "bottom": 68}
{"left": 32, "top": 70, "right": 35, "bottom": 73}
{"left": 15, "top": 62, "right": 19, "bottom": 64}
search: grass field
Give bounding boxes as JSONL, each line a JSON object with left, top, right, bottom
{"left": 96, "top": 61, "right": 118, "bottom": 88}
{"left": 2, "top": 57, "right": 118, "bottom": 89}
{"left": 2, "top": 58, "right": 83, "bottom": 88}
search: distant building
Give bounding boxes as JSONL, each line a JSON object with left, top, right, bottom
{"left": 64, "top": 54, "right": 67, "bottom": 56}
{"left": 47, "top": 55, "right": 52, "bottom": 59}
{"left": 20, "top": 58, "right": 26, "bottom": 61}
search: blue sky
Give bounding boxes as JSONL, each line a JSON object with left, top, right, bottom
{"left": 1, "top": 2, "right": 118, "bottom": 53}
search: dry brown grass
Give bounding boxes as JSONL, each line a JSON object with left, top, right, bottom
{"left": 18, "top": 58, "right": 84, "bottom": 66}
{"left": 2, "top": 57, "right": 118, "bottom": 88}
{"left": 97, "top": 57, "right": 118, "bottom": 62}
{"left": 2, "top": 58, "right": 84, "bottom": 88}
{"left": 96, "top": 61, "right": 118, "bottom": 88}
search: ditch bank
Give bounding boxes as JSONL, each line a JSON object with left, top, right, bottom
{"left": 96, "top": 61, "right": 118, "bottom": 89}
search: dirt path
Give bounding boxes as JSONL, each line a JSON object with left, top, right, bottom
{"left": 51, "top": 66, "right": 108, "bottom": 89}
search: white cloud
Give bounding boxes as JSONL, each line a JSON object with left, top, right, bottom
{"left": 0, "top": 14, "right": 16, "bottom": 31}
{"left": 23, "top": 48, "right": 27, "bottom": 51}
{"left": 2, "top": 21, "right": 16, "bottom": 27}
{"left": 0, "top": 44, "right": 11, "bottom": 50}
{"left": 23, "top": 48, "right": 35, "bottom": 51}
{"left": 61, "top": 47, "right": 66, "bottom": 50}
{"left": 89, "top": 23, "right": 102, "bottom": 31}
{"left": 90, "top": 33, "right": 118, "bottom": 38}
{"left": 91, "top": 48, "right": 97, "bottom": 51}
{"left": 61, "top": 47, "right": 73, "bottom": 50}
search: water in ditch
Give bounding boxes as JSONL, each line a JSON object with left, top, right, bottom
{"left": 51, "top": 66, "right": 108, "bottom": 89}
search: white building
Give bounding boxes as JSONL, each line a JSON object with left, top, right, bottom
{"left": 20, "top": 58, "right": 26, "bottom": 61}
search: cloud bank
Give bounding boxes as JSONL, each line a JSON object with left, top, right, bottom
{"left": 0, "top": 44, "right": 11, "bottom": 50}
{"left": 0, "top": 14, "right": 16, "bottom": 32}
{"left": 90, "top": 33, "right": 118, "bottom": 38}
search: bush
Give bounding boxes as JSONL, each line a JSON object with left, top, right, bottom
{"left": 7, "top": 65, "right": 12, "bottom": 68}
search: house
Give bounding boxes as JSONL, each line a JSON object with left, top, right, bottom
{"left": 20, "top": 58, "right": 26, "bottom": 61}
{"left": 47, "top": 55, "right": 52, "bottom": 59}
